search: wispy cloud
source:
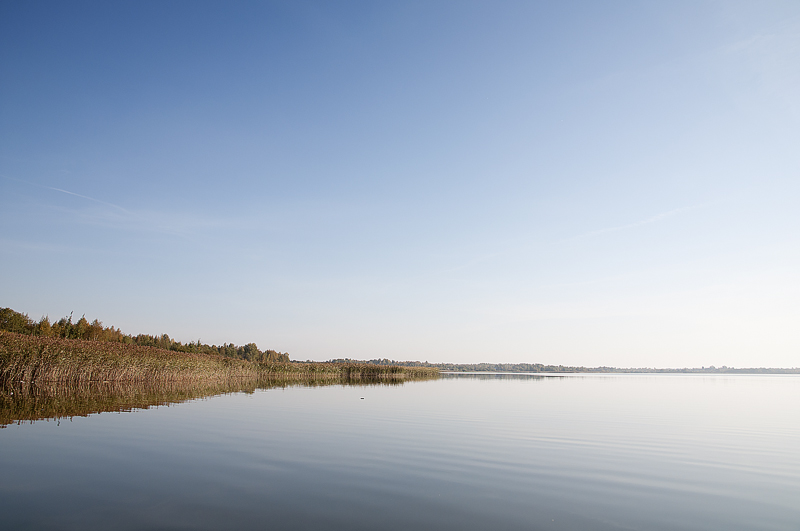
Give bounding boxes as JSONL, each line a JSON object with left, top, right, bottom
{"left": 568, "top": 202, "right": 715, "bottom": 241}
{"left": 399, "top": 201, "right": 717, "bottom": 286}
{"left": 80, "top": 207, "right": 243, "bottom": 237}
{"left": 43, "top": 185, "right": 129, "bottom": 213}
{"left": 3, "top": 175, "right": 128, "bottom": 213}
{"left": 3, "top": 174, "right": 243, "bottom": 238}
{"left": 573, "top": 206, "right": 691, "bottom": 239}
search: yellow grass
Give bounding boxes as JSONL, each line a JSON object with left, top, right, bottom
{"left": 0, "top": 331, "right": 439, "bottom": 385}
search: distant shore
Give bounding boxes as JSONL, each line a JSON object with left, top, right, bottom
{"left": 330, "top": 359, "right": 800, "bottom": 374}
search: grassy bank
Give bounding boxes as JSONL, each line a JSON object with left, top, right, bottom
{"left": 0, "top": 331, "right": 438, "bottom": 385}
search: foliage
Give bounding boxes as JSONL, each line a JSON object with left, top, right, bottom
{"left": 0, "top": 307, "right": 289, "bottom": 363}
{"left": 0, "top": 308, "right": 439, "bottom": 389}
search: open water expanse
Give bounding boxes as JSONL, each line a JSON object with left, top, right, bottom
{"left": 1, "top": 373, "right": 799, "bottom": 530}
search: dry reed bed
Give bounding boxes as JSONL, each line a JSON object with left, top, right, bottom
{"left": 280, "top": 361, "right": 439, "bottom": 380}
{"left": 0, "top": 332, "right": 439, "bottom": 385}
{"left": 1, "top": 331, "right": 262, "bottom": 384}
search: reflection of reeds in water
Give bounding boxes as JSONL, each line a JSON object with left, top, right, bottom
{"left": 0, "top": 380, "right": 250, "bottom": 427}
{"left": 0, "top": 374, "right": 434, "bottom": 427}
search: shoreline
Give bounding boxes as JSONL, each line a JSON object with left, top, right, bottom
{"left": 0, "top": 331, "right": 439, "bottom": 386}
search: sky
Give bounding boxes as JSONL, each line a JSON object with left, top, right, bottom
{"left": 1, "top": 1, "right": 799, "bottom": 368}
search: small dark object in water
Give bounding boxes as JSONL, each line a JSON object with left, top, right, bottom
{"left": 360, "top": 397, "right": 364, "bottom": 399}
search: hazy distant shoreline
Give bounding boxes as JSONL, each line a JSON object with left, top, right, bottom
{"left": 330, "top": 359, "right": 800, "bottom": 374}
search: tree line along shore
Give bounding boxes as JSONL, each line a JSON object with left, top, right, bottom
{"left": 332, "top": 359, "right": 800, "bottom": 374}
{"left": 0, "top": 308, "right": 438, "bottom": 385}
{"left": 1, "top": 307, "right": 290, "bottom": 363}
{"left": 4, "top": 307, "right": 795, "bottom": 383}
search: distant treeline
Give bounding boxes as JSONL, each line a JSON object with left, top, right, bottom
{"left": 331, "top": 359, "right": 593, "bottom": 372}
{"left": 0, "top": 307, "right": 289, "bottom": 364}
{"left": 329, "top": 358, "right": 800, "bottom": 374}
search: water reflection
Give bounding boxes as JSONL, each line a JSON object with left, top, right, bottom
{"left": 0, "top": 375, "right": 427, "bottom": 427}
{"left": 1, "top": 374, "right": 798, "bottom": 531}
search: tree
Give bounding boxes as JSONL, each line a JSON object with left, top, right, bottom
{"left": 36, "top": 316, "right": 53, "bottom": 337}
{"left": 0, "top": 307, "right": 35, "bottom": 334}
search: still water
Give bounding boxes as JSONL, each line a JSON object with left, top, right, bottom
{"left": 1, "top": 374, "right": 799, "bottom": 530}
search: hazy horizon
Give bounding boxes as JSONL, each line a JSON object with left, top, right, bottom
{"left": 2, "top": 1, "right": 799, "bottom": 368}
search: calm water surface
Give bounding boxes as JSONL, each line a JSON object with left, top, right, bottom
{"left": 1, "top": 374, "right": 799, "bottom": 530}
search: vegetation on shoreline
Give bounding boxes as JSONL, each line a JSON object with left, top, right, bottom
{"left": 0, "top": 307, "right": 439, "bottom": 385}
{"left": 1, "top": 307, "right": 289, "bottom": 363}
{"left": 1, "top": 332, "right": 263, "bottom": 384}
{"left": 0, "top": 331, "right": 438, "bottom": 387}
{"left": 12, "top": 305, "right": 794, "bottom": 382}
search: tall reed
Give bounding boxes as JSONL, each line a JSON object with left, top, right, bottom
{"left": 0, "top": 332, "right": 439, "bottom": 386}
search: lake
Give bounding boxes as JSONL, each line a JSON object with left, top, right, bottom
{"left": 1, "top": 374, "right": 799, "bottom": 530}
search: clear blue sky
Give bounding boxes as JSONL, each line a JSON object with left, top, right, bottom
{"left": 2, "top": 1, "right": 799, "bottom": 367}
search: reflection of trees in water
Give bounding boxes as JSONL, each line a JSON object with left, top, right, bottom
{"left": 440, "top": 373, "right": 566, "bottom": 381}
{"left": 0, "top": 376, "right": 425, "bottom": 427}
